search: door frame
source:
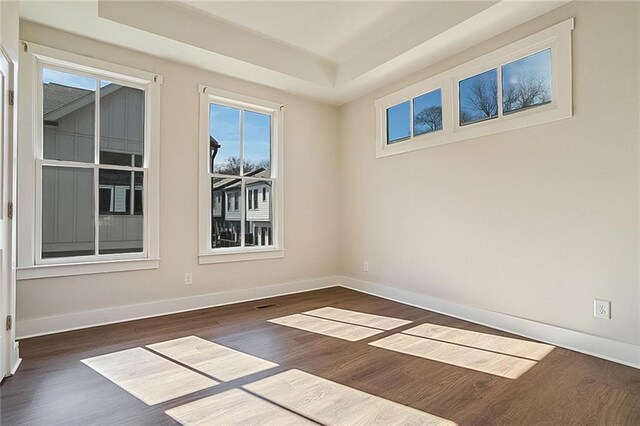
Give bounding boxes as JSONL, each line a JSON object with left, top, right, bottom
{"left": 0, "top": 45, "right": 19, "bottom": 380}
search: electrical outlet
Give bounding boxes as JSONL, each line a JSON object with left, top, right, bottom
{"left": 594, "top": 299, "right": 610, "bottom": 319}
{"left": 363, "top": 261, "right": 369, "bottom": 272}
{"left": 184, "top": 272, "right": 193, "bottom": 286}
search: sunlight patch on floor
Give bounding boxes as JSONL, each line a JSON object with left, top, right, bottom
{"left": 402, "top": 323, "right": 554, "bottom": 361}
{"left": 243, "top": 369, "right": 456, "bottom": 425}
{"left": 147, "top": 335, "right": 278, "bottom": 381}
{"left": 370, "top": 333, "right": 542, "bottom": 379}
{"left": 268, "top": 313, "right": 384, "bottom": 341}
{"left": 165, "top": 388, "right": 315, "bottom": 425}
{"left": 81, "top": 347, "right": 217, "bottom": 405}
{"left": 303, "top": 306, "right": 412, "bottom": 330}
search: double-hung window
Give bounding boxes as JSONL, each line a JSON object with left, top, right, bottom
{"left": 17, "top": 43, "right": 161, "bottom": 279}
{"left": 198, "top": 86, "right": 284, "bottom": 263}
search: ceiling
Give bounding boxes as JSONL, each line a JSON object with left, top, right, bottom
{"left": 178, "top": 1, "right": 442, "bottom": 64}
{"left": 19, "top": 1, "right": 570, "bottom": 105}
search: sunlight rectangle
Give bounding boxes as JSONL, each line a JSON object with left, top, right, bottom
{"left": 81, "top": 347, "right": 217, "bottom": 405}
{"left": 165, "top": 388, "right": 314, "bottom": 426}
{"left": 147, "top": 336, "right": 278, "bottom": 382}
{"left": 244, "top": 369, "right": 455, "bottom": 425}
{"left": 303, "top": 306, "right": 412, "bottom": 330}
{"left": 403, "top": 324, "right": 554, "bottom": 361}
{"left": 370, "top": 334, "right": 536, "bottom": 379}
{"left": 268, "top": 314, "right": 383, "bottom": 341}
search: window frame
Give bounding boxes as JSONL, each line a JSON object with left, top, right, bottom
{"left": 17, "top": 43, "right": 162, "bottom": 279}
{"left": 198, "top": 86, "right": 284, "bottom": 264}
{"left": 375, "top": 18, "right": 573, "bottom": 158}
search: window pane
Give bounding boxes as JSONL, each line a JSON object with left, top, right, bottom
{"left": 211, "top": 177, "right": 241, "bottom": 248}
{"left": 245, "top": 180, "right": 272, "bottom": 247}
{"left": 243, "top": 111, "right": 271, "bottom": 176}
{"left": 98, "top": 170, "right": 144, "bottom": 254}
{"left": 42, "top": 166, "right": 94, "bottom": 258}
{"left": 386, "top": 101, "right": 410, "bottom": 144}
{"left": 502, "top": 49, "right": 552, "bottom": 114}
{"left": 42, "top": 68, "right": 96, "bottom": 162}
{"left": 459, "top": 69, "right": 498, "bottom": 126}
{"left": 210, "top": 104, "right": 241, "bottom": 175}
{"left": 100, "top": 81, "right": 145, "bottom": 167}
{"left": 413, "top": 89, "right": 443, "bottom": 136}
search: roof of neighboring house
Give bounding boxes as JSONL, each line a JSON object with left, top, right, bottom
{"left": 43, "top": 83, "right": 94, "bottom": 116}
{"left": 212, "top": 169, "right": 271, "bottom": 192}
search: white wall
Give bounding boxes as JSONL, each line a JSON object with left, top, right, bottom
{"left": 338, "top": 2, "right": 640, "bottom": 346}
{"left": 16, "top": 21, "right": 341, "bottom": 327}
{"left": 15, "top": 2, "right": 640, "bottom": 355}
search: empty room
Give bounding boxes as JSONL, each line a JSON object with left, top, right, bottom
{"left": 0, "top": 0, "right": 639, "bottom": 424}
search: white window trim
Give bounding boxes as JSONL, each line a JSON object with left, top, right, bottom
{"left": 198, "top": 86, "right": 284, "bottom": 264}
{"left": 375, "top": 18, "right": 574, "bottom": 158}
{"left": 17, "top": 42, "right": 162, "bottom": 279}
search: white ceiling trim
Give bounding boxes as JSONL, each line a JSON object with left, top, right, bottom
{"left": 19, "top": 0, "right": 570, "bottom": 105}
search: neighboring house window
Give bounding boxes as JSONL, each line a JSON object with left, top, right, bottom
{"left": 375, "top": 19, "right": 573, "bottom": 158}
{"left": 17, "top": 43, "right": 161, "bottom": 279}
{"left": 198, "top": 86, "right": 284, "bottom": 263}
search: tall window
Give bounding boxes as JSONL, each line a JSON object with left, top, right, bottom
{"left": 17, "top": 44, "right": 161, "bottom": 278}
{"left": 199, "top": 87, "right": 284, "bottom": 263}
{"left": 40, "top": 68, "right": 147, "bottom": 258}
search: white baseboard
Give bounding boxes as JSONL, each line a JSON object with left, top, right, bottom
{"left": 340, "top": 276, "right": 640, "bottom": 369}
{"left": 15, "top": 274, "right": 640, "bottom": 370}
{"left": 16, "top": 276, "right": 340, "bottom": 339}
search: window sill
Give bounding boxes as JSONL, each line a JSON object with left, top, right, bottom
{"left": 17, "top": 258, "right": 160, "bottom": 280}
{"left": 198, "top": 249, "right": 284, "bottom": 264}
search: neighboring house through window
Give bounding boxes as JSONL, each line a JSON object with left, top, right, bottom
{"left": 199, "top": 86, "right": 284, "bottom": 263}
{"left": 17, "top": 43, "right": 161, "bottom": 279}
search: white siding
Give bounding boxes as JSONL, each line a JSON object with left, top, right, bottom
{"left": 246, "top": 183, "right": 271, "bottom": 222}
{"left": 225, "top": 190, "right": 241, "bottom": 221}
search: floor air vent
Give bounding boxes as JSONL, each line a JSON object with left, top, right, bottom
{"left": 255, "top": 303, "right": 279, "bottom": 310}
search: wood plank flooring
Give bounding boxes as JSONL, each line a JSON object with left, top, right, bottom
{"left": 2, "top": 286, "right": 640, "bottom": 425}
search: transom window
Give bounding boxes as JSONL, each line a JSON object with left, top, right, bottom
{"left": 376, "top": 19, "right": 573, "bottom": 158}
{"left": 199, "top": 87, "right": 284, "bottom": 263}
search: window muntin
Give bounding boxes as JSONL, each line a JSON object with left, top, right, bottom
{"left": 502, "top": 49, "right": 552, "bottom": 114}
{"left": 39, "top": 66, "right": 148, "bottom": 261}
{"left": 459, "top": 68, "right": 498, "bottom": 126}
{"left": 413, "top": 89, "right": 443, "bottom": 136}
{"left": 386, "top": 101, "right": 411, "bottom": 144}
{"left": 208, "top": 99, "right": 274, "bottom": 251}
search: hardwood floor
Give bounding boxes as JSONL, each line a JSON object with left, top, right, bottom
{"left": 1, "top": 287, "right": 639, "bottom": 425}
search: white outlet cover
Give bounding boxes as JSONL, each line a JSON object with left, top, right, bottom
{"left": 363, "top": 261, "right": 369, "bottom": 272}
{"left": 594, "top": 299, "right": 610, "bottom": 319}
{"left": 185, "top": 273, "right": 193, "bottom": 286}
